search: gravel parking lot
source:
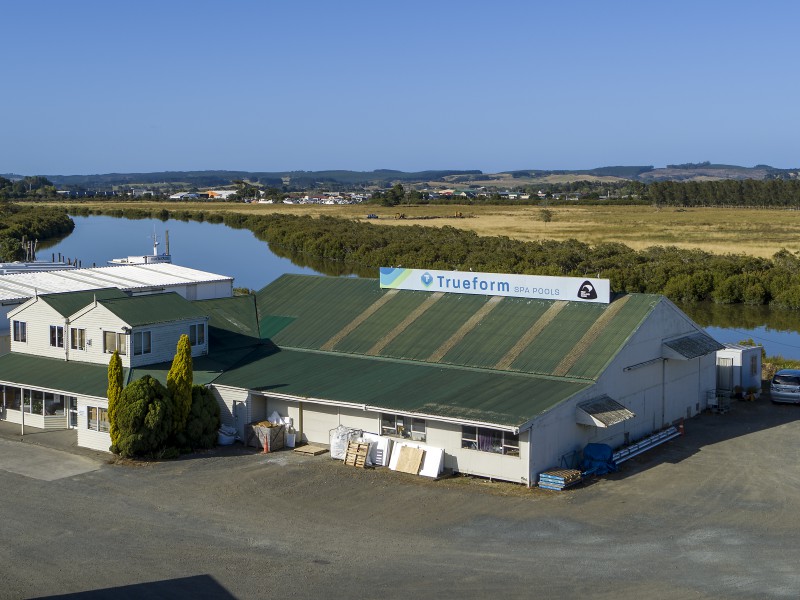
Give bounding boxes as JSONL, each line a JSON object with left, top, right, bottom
{"left": 1, "top": 399, "right": 799, "bottom": 599}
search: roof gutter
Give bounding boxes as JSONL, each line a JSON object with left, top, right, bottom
{"left": 234, "top": 388, "right": 520, "bottom": 434}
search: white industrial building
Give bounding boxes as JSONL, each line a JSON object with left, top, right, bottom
{"left": 208, "top": 270, "right": 724, "bottom": 485}
{"left": 0, "top": 267, "right": 726, "bottom": 484}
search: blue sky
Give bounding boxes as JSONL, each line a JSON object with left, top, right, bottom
{"left": 2, "top": 0, "right": 798, "bottom": 175}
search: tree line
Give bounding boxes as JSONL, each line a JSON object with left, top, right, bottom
{"left": 0, "top": 202, "right": 75, "bottom": 261}
{"left": 64, "top": 205, "right": 800, "bottom": 308}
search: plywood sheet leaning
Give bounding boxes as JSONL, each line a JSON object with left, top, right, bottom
{"left": 395, "top": 446, "right": 425, "bottom": 475}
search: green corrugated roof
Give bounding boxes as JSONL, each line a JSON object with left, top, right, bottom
{"left": 566, "top": 294, "right": 661, "bottom": 378}
{"left": 193, "top": 295, "right": 261, "bottom": 352}
{"left": 256, "top": 275, "right": 386, "bottom": 347}
{"left": 381, "top": 294, "right": 490, "bottom": 361}
{"left": 100, "top": 292, "right": 207, "bottom": 327}
{"left": 128, "top": 344, "right": 264, "bottom": 387}
{"left": 0, "top": 353, "right": 127, "bottom": 398}
{"left": 39, "top": 288, "right": 127, "bottom": 317}
{"left": 213, "top": 346, "right": 591, "bottom": 427}
{"left": 441, "top": 298, "right": 551, "bottom": 368}
{"left": 255, "top": 274, "right": 661, "bottom": 381}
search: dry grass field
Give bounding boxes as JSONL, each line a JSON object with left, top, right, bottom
{"left": 50, "top": 201, "right": 800, "bottom": 258}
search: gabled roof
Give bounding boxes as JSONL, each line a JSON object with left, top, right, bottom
{"left": 193, "top": 295, "right": 261, "bottom": 352}
{"left": 255, "top": 274, "right": 661, "bottom": 381}
{"left": 98, "top": 292, "right": 207, "bottom": 327}
{"left": 39, "top": 288, "right": 128, "bottom": 318}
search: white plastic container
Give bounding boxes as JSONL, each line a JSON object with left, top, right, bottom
{"left": 286, "top": 432, "right": 296, "bottom": 448}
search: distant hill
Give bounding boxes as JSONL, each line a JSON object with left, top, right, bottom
{"left": 637, "top": 164, "right": 797, "bottom": 182}
{"left": 36, "top": 169, "right": 484, "bottom": 190}
{"left": 5, "top": 163, "right": 799, "bottom": 191}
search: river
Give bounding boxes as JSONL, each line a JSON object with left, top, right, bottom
{"left": 39, "top": 215, "right": 800, "bottom": 359}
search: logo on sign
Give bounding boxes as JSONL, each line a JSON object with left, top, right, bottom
{"left": 421, "top": 272, "right": 434, "bottom": 287}
{"left": 578, "top": 280, "right": 598, "bottom": 300}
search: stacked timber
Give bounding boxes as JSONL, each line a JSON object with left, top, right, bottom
{"left": 538, "top": 468, "right": 583, "bottom": 490}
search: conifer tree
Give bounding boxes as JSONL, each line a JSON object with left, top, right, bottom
{"left": 107, "top": 350, "right": 123, "bottom": 447}
{"left": 168, "top": 334, "right": 193, "bottom": 435}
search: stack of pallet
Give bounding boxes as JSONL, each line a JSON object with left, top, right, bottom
{"left": 344, "top": 441, "right": 370, "bottom": 468}
{"left": 538, "top": 468, "right": 583, "bottom": 490}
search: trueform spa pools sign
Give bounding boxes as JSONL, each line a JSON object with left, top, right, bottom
{"left": 379, "top": 267, "right": 610, "bottom": 304}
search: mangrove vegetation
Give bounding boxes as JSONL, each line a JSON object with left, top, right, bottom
{"left": 63, "top": 205, "right": 800, "bottom": 308}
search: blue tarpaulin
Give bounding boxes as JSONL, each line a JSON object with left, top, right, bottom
{"left": 581, "top": 443, "right": 618, "bottom": 475}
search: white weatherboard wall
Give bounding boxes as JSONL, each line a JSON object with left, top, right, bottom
{"left": 211, "top": 385, "right": 251, "bottom": 439}
{"left": 1, "top": 407, "right": 69, "bottom": 430}
{"left": 7, "top": 297, "right": 70, "bottom": 361}
{"left": 424, "top": 420, "right": 529, "bottom": 484}
{"left": 76, "top": 395, "right": 111, "bottom": 452}
{"left": 226, "top": 389, "right": 531, "bottom": 483}
{"left": 69, "top": 303, "right": 208, "bottom": 368}
{"left": 0, "top": 264, "right": 233, "bottom": 357}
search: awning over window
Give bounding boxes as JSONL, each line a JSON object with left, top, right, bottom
{"left": 576, "top": 396, "right": 635, "bottom": 428}
{"left": 663, "top": 332, "right": 724, "bottom": 360}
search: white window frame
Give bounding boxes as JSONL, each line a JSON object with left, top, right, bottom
{"left": 103, "top": 331, "right": 127, "bottom": 355}
{"left": 133, "top": 330, "right": 152, "bottom": 356}
{"left": 70, "top": 327, "right": 86, "bottom": 351}
{"left": 50, "top": 325, "right": 64, "bottom": 348}
{"left": 461, "top": 426, "right": 519, "bottom": 457}
{"left": 189, "top": 323, "right": 205, "bottom": 346}
{"left": 13, "top": 320, "right": 27, "bottom": 342}
{"left": 87, "top": 405, "right": 110, "bottom": 432}
{"left": 380, "top": 413, "right": 426, "bottom": 442}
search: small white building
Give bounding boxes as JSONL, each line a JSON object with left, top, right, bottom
{"left": 716, "top": 343, "right": 762, "bottom": 397}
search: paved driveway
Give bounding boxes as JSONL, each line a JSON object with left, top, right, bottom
{"left": 0, "top": 438, "right": 102, "bottom": 481}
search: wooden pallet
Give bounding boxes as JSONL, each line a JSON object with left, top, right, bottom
{"left": 293, "top": 444, "right": 328, "bottom": 456}
{"left": 344, "top": 441, "right": 370, "bottom": 468}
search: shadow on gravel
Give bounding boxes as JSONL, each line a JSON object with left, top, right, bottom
{"left": 31, "top": 574, "right": 237, "bottom": 600}
{"left": 604, "top": 397, "right": 799, "bottom": 480}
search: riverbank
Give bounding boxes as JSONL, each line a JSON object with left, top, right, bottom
{"left": 29, "top": 200, "right": 800, "bottom": 258}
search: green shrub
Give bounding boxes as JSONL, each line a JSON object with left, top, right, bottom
{"left": 712, "top": 275, "right": 742, "bottom": 304}
{"left": 772, "top": 284, "right": 800, "bottom": 309}
{"left": 185, "top": 385, "right": 221, "bottom": 450}
{"left": 107, "top": 350, "right": 123, "bottom": 447}
{"left": 167, "top": 334, "right": 193, "bottom": 435}
{"left": 112, "top": 375, "right": 173, "bottom": 458}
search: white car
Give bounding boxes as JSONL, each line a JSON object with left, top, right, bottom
{"left": 770, "top": 369, "right": 800, "bottom": 404}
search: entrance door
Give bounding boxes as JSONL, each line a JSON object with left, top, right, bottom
{"left": 716, "top": 357, "right": 733, "bottom": 392}
{"left": 68, "top": 397, "right": 78, "bottom": 429}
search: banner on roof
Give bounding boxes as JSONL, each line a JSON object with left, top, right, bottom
{"left": 379, "top": 267, "right": 610, "bottom": 303}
